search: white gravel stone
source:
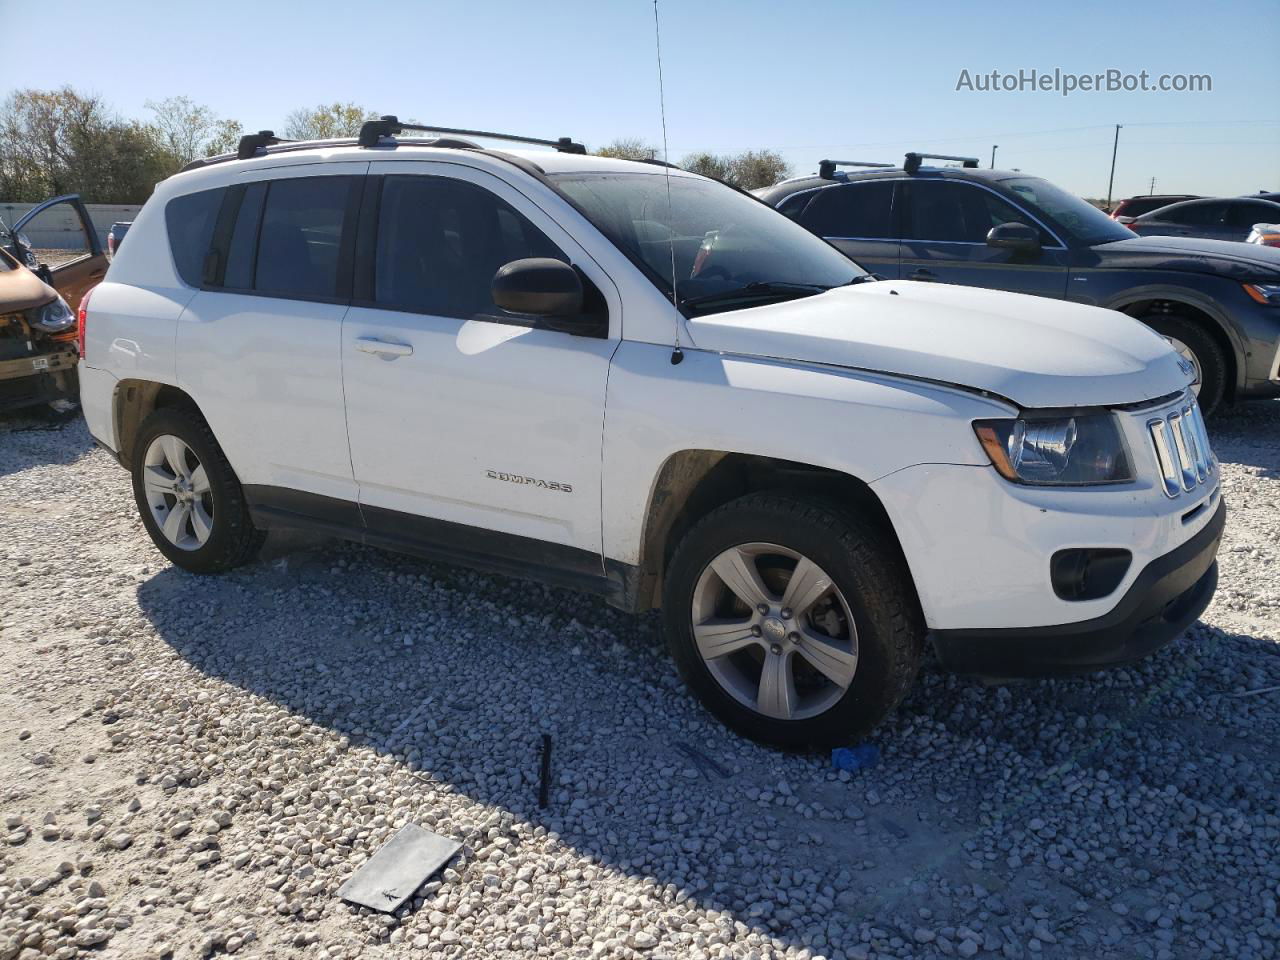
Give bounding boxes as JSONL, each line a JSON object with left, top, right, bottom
{"left": 1, "top": 410, "right": 1278, "bottom": 959}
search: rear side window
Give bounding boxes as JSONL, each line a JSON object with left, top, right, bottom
{"left": 800, "top": 182, "right": 895, "bottom": 239}
{"left": 373, "top": 176, "right": 565, "bottom": 318}
{"left": 165, "top": 188, "right": 223, "bottom": 286}
{"left": 1159, "top": 202, "right": 1222, "bottom": 226}
{"left": 775, "top": 192, "right": 812, "bottom": 221}
{"left": 253, "top": 177, "right": 356, "bottom": 300}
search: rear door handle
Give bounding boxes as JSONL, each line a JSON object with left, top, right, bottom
{"left": 909, "top": 268, "right": 937, "bottom": 281}
{"left": 355, "top": 336, "right": 413, "bottom": 358}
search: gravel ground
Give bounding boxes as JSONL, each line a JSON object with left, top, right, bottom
{"left": 1, "top": 402, "right": 1277, "bottom": 960}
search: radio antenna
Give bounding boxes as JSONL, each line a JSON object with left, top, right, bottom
{"left": 652, "top": 0, "right": 683, "bottom": 364}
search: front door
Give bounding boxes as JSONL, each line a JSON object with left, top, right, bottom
{"left": 899, "top": 180, "right": 1070, "bottom": 299}
{"left": 341, "top": 161, "right": 619, "bottom": 576}
{"left": 10, "top": 194, "right": 108, "bottom": 310}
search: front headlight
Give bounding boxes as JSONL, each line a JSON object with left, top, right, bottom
{"left": 1243, "top": 282, "right": 1280, "bottom": 305}
{"left": 27, "top": 296, "right": 76, "bottom": 334}
{"left": 973, "top": 413, "right": 1133, "bottom": 485}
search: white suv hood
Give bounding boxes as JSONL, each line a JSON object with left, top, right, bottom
{"left": 686, "top": 280, "right": 1191, "bottom": 408}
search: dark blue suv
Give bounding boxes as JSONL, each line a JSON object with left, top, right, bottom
{"left": 756, "top": 153, "right": 1280, "bottom": 414}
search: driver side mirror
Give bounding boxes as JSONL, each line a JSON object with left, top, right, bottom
{"left": 492, "top": 258, "right": 602, "bottom": 336}
{"left": 986, "top": 221, "right": 1041, "bottom": 256}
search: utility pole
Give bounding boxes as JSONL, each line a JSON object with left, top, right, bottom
{"left": 1149, "top": 176, "right": 1156, "bottom": 195}
{"left": 991, "top": 145, "right": 998, "bottom": 169}
{"left": 1105, "top": 124, "right": 1122, "bottom": 211}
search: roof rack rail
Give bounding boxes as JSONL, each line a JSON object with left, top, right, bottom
{"left": 237, "top": 130, "right": 294, "bottom": 160}
{"left": 817, "top": 159, "right": 894, "bottom": 179}
{"left": 358, "top": 116, "right": 586, "bottom": 154}
{"left": 903, "top": 152, "right": 980, "bottom": 174}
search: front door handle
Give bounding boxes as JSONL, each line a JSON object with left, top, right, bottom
{"left": 355, "top": 336, "right": 413, "bottom": 358}
{"left": 909, "top": 268, "right": 937, "bottom": 281}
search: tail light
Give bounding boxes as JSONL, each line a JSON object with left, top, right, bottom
{"left": 77, "top": 285, "right": 95, "bottom": 360}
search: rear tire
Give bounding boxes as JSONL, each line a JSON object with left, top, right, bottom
{"left": 662, "top": 493, "right": 924, "bottom": 749}
{"left": 131, "top": 406, "right": 264, "bottom": 573}
{"left": 1141, "top": 314, "right": 1227, "bottom": 415}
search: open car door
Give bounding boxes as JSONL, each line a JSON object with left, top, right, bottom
{"left": 9, "top": 194, "right": 107, "bottom": 310}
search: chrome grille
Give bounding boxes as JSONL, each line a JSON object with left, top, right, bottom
{"left": 1148, "top": 398, "right": 1214, "bottom": 497}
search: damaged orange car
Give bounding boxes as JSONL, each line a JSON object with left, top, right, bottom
{"left": 1, "top": 195, "right": 108, "bottom": 412}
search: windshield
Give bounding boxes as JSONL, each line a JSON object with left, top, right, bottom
{"left": 1002, "top": 177, "right": 1134, "bottom": 246}
{"left": 549, "top": 172, "right": 865, "bottom": 312}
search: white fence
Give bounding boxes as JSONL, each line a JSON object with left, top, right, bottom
{"left": 0, "top": 202, "right": 143, "bottom": 250}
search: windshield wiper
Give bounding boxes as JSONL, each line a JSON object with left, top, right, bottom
{"left": 680, "top": 281, "right": 831, "bottom": 311}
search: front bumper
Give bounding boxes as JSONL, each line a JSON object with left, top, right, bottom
{"left": 930, "top": 498, "right": 1224, "bottom": 676}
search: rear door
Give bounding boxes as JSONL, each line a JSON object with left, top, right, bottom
{"left": 899, "top": 179, "right": 1069, "bottom": 298}
{"left": 10, "top": 195, "right": 108, "bottom": 310}
{"left": 791, "top": 181, "right": 901, "bottom": 277}
{"left": 174, "top": 164, "right": 366, "bottom": 507}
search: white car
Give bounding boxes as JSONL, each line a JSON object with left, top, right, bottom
{"left": 78, "top": 119, "right": 1224, "bottom": 747}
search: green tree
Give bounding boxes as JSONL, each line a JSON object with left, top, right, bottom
{"left": 0, "top": 87, "right": 170, "bottom": 203}
{"left": 681, "top": 149, "right": 790, "bottom": 190}
{"left": 594, "top": 138, "right": 658, "bottom": 161}
{"left": 680, "top": 151, "right": 732, "bottom": 182}
{"left": 283, "top": 102, "right": 377, "bottom": 140}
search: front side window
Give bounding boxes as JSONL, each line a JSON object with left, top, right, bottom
{"left": 374, "top": 176, "right": 565, "bottom": 317}
{"left": 1001, "top": 176, "right": 1133, "bottom": 245}
{"left": 550, "top": 172, "right": 864, "bottom": 314}
{"left": 904, "top": 180, "right": 1054, "bottom": 246}
{"left": 801, "top": 181, "right": 896, "bottom": 239}
{"left": 253, "top": 177, "right": 355, "bottom": 299}
{"left": 165, "top": 188, "right": 224, "bottom": 287}
{"left": 1227, "top": 201, "right": 1279, "bottom": 228}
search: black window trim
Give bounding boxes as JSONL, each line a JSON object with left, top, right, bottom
{"left": 775, "top": 176, "right": 1068, "bottom": 250}
{"left": 193, "top": 174, "right": 362, "bottom": 307}
{"left": 349, "top": 171, "right": 610, "bottom": 338}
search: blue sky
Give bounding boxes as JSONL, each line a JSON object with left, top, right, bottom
{"left": 7, "top": 0, "right": 1278, "bottom": 198}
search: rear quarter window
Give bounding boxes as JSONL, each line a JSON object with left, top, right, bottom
{"left": 165, "top": 188, "right": 224, "bottom": 287}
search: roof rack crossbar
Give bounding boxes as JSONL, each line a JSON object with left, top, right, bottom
{"left": 236, "top": 130, "right": 294, "bottom": 160}
{"left": 818, "top": 159, "right": 895, "bottom": 179}
{"left": 903, "top": 152, "right": 980, "bottom": 174}
{"left": 358, "top": 116, "right": 586, "bottom": 154}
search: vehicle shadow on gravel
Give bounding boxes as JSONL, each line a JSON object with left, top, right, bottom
{"left": 0, "top": 409, "right": 96, "bottom": 478}
{"left": 133, "top": 526, "right": 1280, "bottom": 956}
{"left": 134, "top": 542, "right": 1007, "bottom": 954}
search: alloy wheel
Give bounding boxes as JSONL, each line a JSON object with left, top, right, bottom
{"left": 141, "top": 434, "right": 214, "bottom": 551}
{"left": 690, "top": 542, "right": 859, "bottom": 721}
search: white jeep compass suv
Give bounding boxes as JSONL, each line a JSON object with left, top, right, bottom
{"left": 78, "top": 118, "right": 1224, "bottom": 747}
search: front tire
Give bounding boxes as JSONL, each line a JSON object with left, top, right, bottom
{"left": 131, "top": 406, "right": 264, "bottom": 573}
{"left": 1141, "top": 315, "right": 1227, "bottom": 415}
{"left": 662, "top": 493, "right": 923, "bottom": 748}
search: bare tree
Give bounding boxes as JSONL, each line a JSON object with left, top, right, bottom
{"left": 282, "top": 103, "right": 377, "bottom": 141}
{"left": 595, "top": 138, "right": 658, "bottom": 161}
